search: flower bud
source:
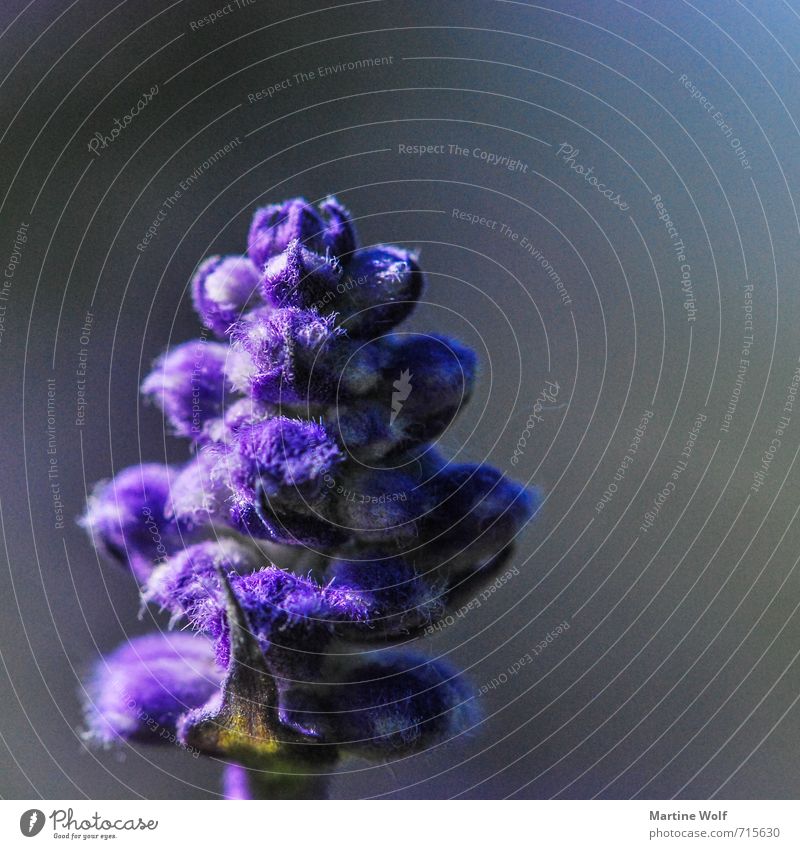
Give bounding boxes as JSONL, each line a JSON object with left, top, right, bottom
{"left": 328, "top": 554, "right": 446, "bottom": 637}
{"left": 260, "top": 240, "right": 342, "bottom": 310}
{"left": 219, "top": 416, "right": 342, "bottom": 505}
{"left": 326, "top": 653, "right": 477, "bottom": 755}
{"left": 330, "top": 466, "right": 431, "bottom": 545}
{"left": 335, "top": 245, "right": 424, "bottom": 337}
{"left": 141, "top": 340, "right": 230, "bottom": 439}
{"left": 230, "top": 307, "right": 355, "bottom": 405}
{"left": 229, "top": 498, "right": 346, "bottom": 548}
{"left": 374, "top": 333, "right": 477, "bottom": 448}
{"left": 83, "top": 632, "right": 222, "bottom": 745}
{"left": 146, "top": 544, "right": 367, "bottom": 680}
{"left": 168, "top": 452, "right": 230, "bottom": 526}
{"left": 419, "top": 463, "right": 539, "bottom": 569}
{"left": 248, "top": 196, "right": 357, "bottom": 270}
{"left": 201, "top": 395, "right": 273, "bottom": 445}
{"left": 80, "top": 464, "right": 184, "bottom": 582}
{"left": 145, "top": 539, "right": 261, "bottom": 620}
{"left": 191, "top": 255, "right": 261, "bottom": 336}
{"left": 318, "top": 196, "right": 357, "bottom": 259}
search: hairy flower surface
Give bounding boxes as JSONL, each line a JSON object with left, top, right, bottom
{"left": 82, "top": 197, "right": 538, "bottom": 797}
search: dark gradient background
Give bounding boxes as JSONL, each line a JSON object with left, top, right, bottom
{"left": 1, "top": 0, "right": 799, "bottom": 799}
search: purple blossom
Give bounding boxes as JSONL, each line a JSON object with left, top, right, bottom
{"left": 146, "top": 539, "right": 367, "bottom": 679}
{"left": 301, "top": 653, "right": 477, "bottom": 754}
{"left": 141, "top": 340, "right": 230, "bottom": 439}
{"left": 248, "top": 196, "right": 356, "bottom": 270}
{"left": 215, "top": 416, "right": 342, "bottom": 505}
{"left": 229, "top": 307, "right": 349, "bottom": 405}
{"left": 334, "top": 245, "right": 424, "bottom": 337}
{"left": 80, "top": 464, "right": 186, "bottom": 583}
{"left": 191, "top": 255, "right": 262, "bottom": 336}
{"left": 81, "top": 197, "right": 538, "bottom": 798}
{"left": 84, "top": 632, "right": 223, "bottom": 745}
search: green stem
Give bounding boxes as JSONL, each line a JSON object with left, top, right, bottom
{"left": 247, "top": 769, "right": 329, "bottom": 800}
{"left": 224, "top": 762, "right": 329, "bottom": 799}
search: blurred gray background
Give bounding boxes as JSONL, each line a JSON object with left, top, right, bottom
{"left": 1, "top": 0, "right": 799, "bottom": 799}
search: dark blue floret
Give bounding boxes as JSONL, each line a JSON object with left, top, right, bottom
{"left": 326, "top": 653, "right": 477, "bottom": 753}
{"left": 335, "top": 245, "right": 425, "bottom": 337}
{"left": 328, "top": 553, "right": 447, "bottom": 637}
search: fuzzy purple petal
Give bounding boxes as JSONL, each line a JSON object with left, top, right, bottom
{"left": 230, "top": 307, "right": 351, "bottom": 405}
{"left": 80, "top": 464, "right": 185, "bottom": 582}
{"left": 191, "top": 255, "right": 262, "bottom": 336}
{"left": 84, "top": 631, "right": 222, "bottom": 746}
{"left": 141, "top": 340, "right": 230, "bottom": 439}
{"left": 260, "top": 240, "right": 342, "bottom": 311}
{"left": 145, "top": 542, "right": 368, "bottom": 680}
{"left": 248, "top": 197, "right": 356, "bottom": 270}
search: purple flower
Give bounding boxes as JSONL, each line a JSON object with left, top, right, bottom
{"left": 141, "top": 340, "right": 230, "bottom": 439}
{"left": 248, "top": 196, "right": 356, "bottom": 270}
{"left": 191, "top": 255, "right": 262, "bottom": 336}
{"left": 145, "top": 539, "right": 367, "bottom": 679}
{"left": 306, "top": 653, "right": 477, "bottom": 754}
{"left": 80, "top": 464, "right": 186, "bottom": 583}
{"left": 328, "top": 553, "right": 447, "bottom": 637}
{"left": 230, "top": 307, "right": 351, "bottom": 405}
{"left": 334, "top": 245, "right": 424, "bottom": 337}
{"left": 216, "top": 416, "right": 342, "bottom": 505}
{"left": 261, "top": 240, "right": 343, "bottom": 311}
{"left": 83, "top": 632, "right": 223, "bottom": 745}
{"left": 81, "top": 196, "right": 538, "bottom": 798}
